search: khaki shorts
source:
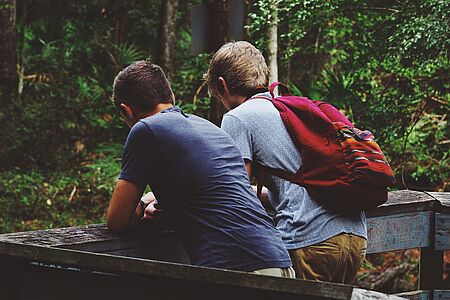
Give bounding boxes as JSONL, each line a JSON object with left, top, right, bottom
{"left": 251, "top": 266, "right": 296, "bottom": 278}
{"left": 289, "top": 233, "right": 367, "bottom": 284}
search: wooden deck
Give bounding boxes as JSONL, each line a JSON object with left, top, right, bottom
{"left": 0, "top": 190, "right": 448, "bottom": 300}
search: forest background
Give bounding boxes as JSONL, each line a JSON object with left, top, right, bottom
{"left": 0, "top": 0, "right": 449, "bottom": 293}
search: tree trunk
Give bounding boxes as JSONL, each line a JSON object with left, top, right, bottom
{"left": 17, "top": 0, "right": 26, "bottom": 101}
{"left": 209, "top": 0, "right": 230, "bottom": 126}
{"left": 280, "top": 16, "right": 291, "bottom": 84}
{"left": 267, "top": 0, "right": 278, "bottom": 85}
{"left": 157, "top": 0, "right": 179, "bottom": 78}
{"left": 0, "top": 0, "right": 17, "bottom": 105}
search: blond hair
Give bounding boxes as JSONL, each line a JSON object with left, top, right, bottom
{"left": 204, "top": 41, "right": 269, "bottom": 98}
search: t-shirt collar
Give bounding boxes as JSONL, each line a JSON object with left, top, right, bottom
{"left": 161, "top": 105, "right": 181, "bottom": 113}
{"left": 161, "top": 105, "right": 189, "bottom": 118}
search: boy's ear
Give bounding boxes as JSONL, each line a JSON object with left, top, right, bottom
{"left": 120, "top": 103, "right": 134, "bottom": 119}
{"left": 218, "top": 77, "right": 231, "bottom": 96}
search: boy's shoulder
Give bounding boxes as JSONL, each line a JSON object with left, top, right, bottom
{"left": 224, "top": 98, "right": 280, "bottom": 128}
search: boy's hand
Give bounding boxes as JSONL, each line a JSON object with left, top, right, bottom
{"left": 140, "top": 192, "right": 164, "bottom": 220}
{"left": 143, "top": 201, "right": 164, "bottom": 220}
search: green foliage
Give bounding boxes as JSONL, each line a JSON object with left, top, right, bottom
{"left": 1, "top": 0, "right": 448, "bottom": 234}
{"left": 170, "top": 26, "right": 212, "bottom": 118}
{"left": 114, "top": 43, "right": 147, "bottom": 66}
{"left": 249, "top": 0, "right": 449, "bottom": 191}
{"left": 0, "top": 143, "right": 122, "bottom": 233}
{"left": 390, "top": 113, "right": 449, "bottom": 190}
{"left": 0, "top": 0, "right": 212, "bottom": 233}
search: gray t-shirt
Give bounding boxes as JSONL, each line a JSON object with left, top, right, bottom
{"left": 221, "top": 94, "right": 367, "bottom": 249}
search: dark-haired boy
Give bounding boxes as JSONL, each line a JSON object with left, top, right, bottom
{"left": 107, "top": 61, "right": 294, "bottom": 277}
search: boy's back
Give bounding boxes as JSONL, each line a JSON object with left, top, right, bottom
{"left": 120, "top": 106, "right": 292, "bottom": 271}
{"left": 221, "top": 96, "right": 367, "bottom": 250}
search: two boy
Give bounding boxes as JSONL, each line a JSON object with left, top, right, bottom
{"left": 107, "top": 61, "right": 294, "bottom": 277}
{"left": 107, "top": 41, "right": 367, "bottom": 283}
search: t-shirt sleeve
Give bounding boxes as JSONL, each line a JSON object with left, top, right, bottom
{"left": 221, "top": 114, "right": 253, "bottom": 162}
{"left": 119, "top": 121, "right": 157, "bottom": 186}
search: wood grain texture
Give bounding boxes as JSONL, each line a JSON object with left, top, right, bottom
{"left": 0, "top": 223, "right": 178, "bottom": 250}
{"left": 429, "top": 192, "right": 450, "bottom": 213}
{"left": 0, "top": 190, "right": 444, "bottom": 250}
{"left": 435, "top": 213, "right": 450, "bottom": 251}
{"left": 366, "top": 190, "right": 438, "bottom": 217}
{"left": 0, "top": 224, "right": 122, "bottom": 247}
{"left": 367, "top": 211, "right": 432, "bottom": 254}
{"left": 0, "top": 242, "right": 355, "bottom": 300}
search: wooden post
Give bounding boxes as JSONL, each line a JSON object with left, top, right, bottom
{"left": 419, "top": 247, "right": 444, "bottom": 290}
{"left": 419, "top": 212, "right": 443, "bottom": 290}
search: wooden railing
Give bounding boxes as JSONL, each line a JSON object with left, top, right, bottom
{"left": 0, "top": 190, "right": 448, "bottom": 300}
{"left": 364, "top": 190, "right": 449, "bottom": 300}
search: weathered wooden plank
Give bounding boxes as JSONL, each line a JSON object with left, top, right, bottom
{"left": 434, "top": 290, "right": 450, "bottom": 300}
{"left": 60, "top": 229, "right": 183, "bottom": 255}
{"left": 351, "top": 288, "right": 406, "bottom": 299}
{"left": 1, "top": 190, "right": 447, "bottom": 299}
{"left": 429, "top": 192, "right": 450, "bottom": 213}
{"left": 0, "top": 223, "right": 178, "bottom": 251}
{"left": 0, "top": 223, "right": 190, "bottom": 262}
{"left": 0, "top": 224, "right": 121, "bottom": 246}
{"left": 0, "top": 190, "right": 441, "bottom": 250}
{"left": 428, "top": 192, "right": 450, "bottom": 203}
{"left": 395, "top": 290, "right": 431, "bottom": 300}
{"left": 104, "top": 243, "right": 190, "bottom": 263}
{"left": 8, "top": 260, "right": 330, "bottom": 300}
{"left": 367, "top": 211, "right": 432, "bottom": 254}
{"left": 435, "top": 213, "right": 450, "bottom": 251}
{"left": 0, "top": 242, "right": 355, "bottom": 299}
{"left": 366, "top": 190, "right": 438, "bottom": 217}
{"left": 384, "top": 190, "right": 435, "bottom": 206}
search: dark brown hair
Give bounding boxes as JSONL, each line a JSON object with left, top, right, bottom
{"left": 112, "top": 61, "right": 174, "bottom": 111}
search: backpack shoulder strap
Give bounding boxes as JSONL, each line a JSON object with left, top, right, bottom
{"left": 313, "top": 100, "right": 353, "bottom": 127}
{"left": 270, "top": 82, "right": 290, "bottom": 97}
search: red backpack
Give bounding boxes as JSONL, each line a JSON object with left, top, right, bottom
{"left": 251, "top": 82, "right": 396, "bottom": 211}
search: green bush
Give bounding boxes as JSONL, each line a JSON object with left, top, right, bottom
{"left": 249, "top": 0, "right": 449, "bottom": 191}
{"left": 0, "top": 143, "right": 121, "bottom": 233}
{"left": 1, "top": 0, "right": 448, "bottom": 234}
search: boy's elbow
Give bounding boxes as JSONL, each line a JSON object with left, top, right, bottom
{"left": 106, "top": 212, "right": 128, "bottom": 233}
{"left": 106, "top": 219, "right": 120, "bottom": 233}
{"left": 107, "top": 221, "right": 129, "bottom": 233}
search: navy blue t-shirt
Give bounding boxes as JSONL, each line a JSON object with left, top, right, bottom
{"left": 119, "top": 106, "right": 291, "bottom": 271}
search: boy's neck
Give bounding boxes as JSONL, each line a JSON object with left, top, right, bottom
{"left": 141, "top": 103, "right": 174, "bottom": 118}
